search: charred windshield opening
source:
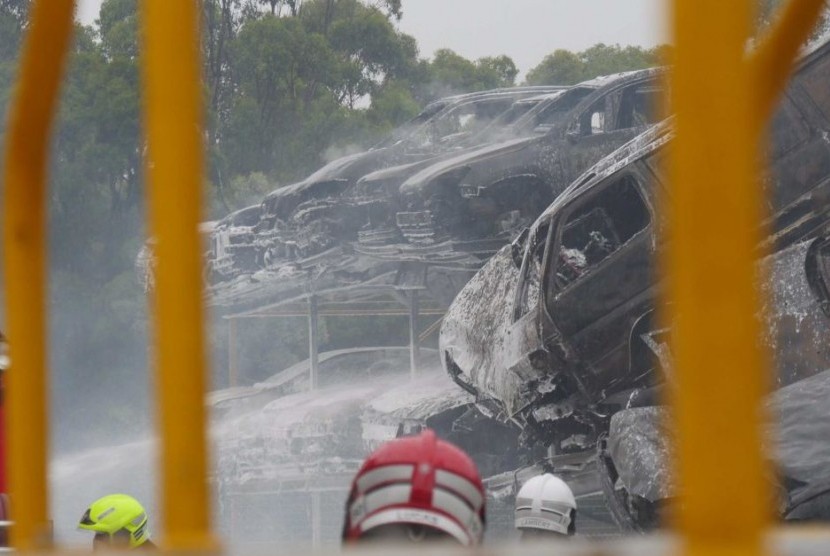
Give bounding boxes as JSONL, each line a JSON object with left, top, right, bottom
{"left": 406, "top": 99, "right": 515, "bottom": 152}
{"left": 550, "top": 174, "right": 651, "bottom": 294}
{"left": 530, "top": 87, "right": 593, "bottom": 133}
{"left": 374, "top": 102, "right": 450, "bottom": 148}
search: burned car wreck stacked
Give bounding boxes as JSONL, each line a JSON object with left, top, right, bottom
{"left": 202, "top": 69, "right": 668, "bottom": 312}
{"left": 185, "top": 69, "right": 674, "bottom": 538}
{"left": 183, "top": 37, "right": 830, "bottom": 539}
{"left": 441, "top": 39, "right": 830, "bottom": 530}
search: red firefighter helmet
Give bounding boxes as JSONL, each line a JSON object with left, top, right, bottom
{"left": 342, "top": 429, "right": 486, "bottom": 546}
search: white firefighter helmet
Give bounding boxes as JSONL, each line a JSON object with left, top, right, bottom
{"left": 514, "top": 473, "right": 577, "bottom": 536}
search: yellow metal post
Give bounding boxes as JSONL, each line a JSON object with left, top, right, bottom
{"left": 140, "top": 1, "right": 216, "bottom": 550}
{"left": 668, "top": 0, "right": 822, "bottom": 554}
{"left": 1, "top": 0, "right": 75, "bottom": 549}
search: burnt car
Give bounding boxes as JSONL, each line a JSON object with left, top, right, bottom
{"left": 348, "top": 90, "right": 571, "bottom": 250}
{"left": 391, "top": 69, "right": 667, "bottom": 265}
{"left": 439, "top": 38, "right": 830, "bottom": 513}
{"left": 208, "top": 203, "right": 263, "bottom": 281}
{"left": 250, "top": 87, "right": 563, "bottom": 266}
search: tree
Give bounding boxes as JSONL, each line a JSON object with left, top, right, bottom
{"left": 477, "top": 55, "right": 518, "bottom": 88}
{"left": 525, "top": 49, "right": 583, "bottom": 86}
{"left": 326, "top": 3, "right": 418, "bottom": 106}
{"left": 225, "top": 15, "right": 341, "bottom": 178}
{"left": 97, "top": 0, "right": 139, "bottom": 59}
{"left": 0, "top": 0, "right": 28, "bottom": 61}
{"left": 419, "top": 48, "right": 518, "bottom": 98}
{"left": 525, "top": 43, "right": 665, "bottom": 86}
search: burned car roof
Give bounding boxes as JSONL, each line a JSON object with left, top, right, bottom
{"left": 399, "top": 68, "right": 667, "bottom": 198}
{"left": 536, "top": 119, "right": 673, "bottom": 222}
{"left": 385, "top": 67, "right": 667, "bottom": 265}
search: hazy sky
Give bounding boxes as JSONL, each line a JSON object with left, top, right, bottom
{"left": 76, "top": 0, "right": 668, "bottom": 76}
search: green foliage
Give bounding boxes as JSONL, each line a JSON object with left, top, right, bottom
{"left": 525, "top": 43, "right": 666, "bottom": 86}
{"left": 97, "top": 0, "right": 139, "bottom": 59}
{"left": 214, "top": 171, "right": 272, "bottom": 213}
{"left": 421, "top": 48, "right": 517, "bottom": 96}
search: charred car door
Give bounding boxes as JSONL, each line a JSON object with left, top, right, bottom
{"left": 542, "top": 167, "right": 657, "bottom": 396}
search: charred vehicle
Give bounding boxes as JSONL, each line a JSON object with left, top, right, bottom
{"left": 390, "top": 69, "right": 667, "bottom": 266}
{"left": 246, "top": 87, "right": 563, "bottom": 269}
{"left": 440, "top": 38, "right": 830, "bottom": 528}
{"left": 348, "top": 90, "right": 570, "bottom": 250}
{"left": 208, "top": 204, "right": 263, "bottom": 282}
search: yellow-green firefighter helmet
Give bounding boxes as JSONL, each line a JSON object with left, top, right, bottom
{"left": 78, "top": 494, "right": 151, "bottom": 548}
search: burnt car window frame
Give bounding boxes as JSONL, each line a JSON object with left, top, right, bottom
{"left": 566, "top": 74, "right": 664, "bottom": 137}
{"left": 528, "top": 87, "right": 594, "bottom": 134}
{"left": 512, "top": 219, "right": 552, "bottom": 322}
{"left": 404, "top": 97, "right": 518, "bottom": 153}
{"left": 543, "top": 169, "right": 654, "bottom": 304}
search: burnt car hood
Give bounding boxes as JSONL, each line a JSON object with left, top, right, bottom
{"left": 302, "top": 149, "right": 382, "bottom": 184}
{"left": 440, "top": 245, "right": 530, "bottom": 416}
{"left": 357, "top": 143, "right": 486, "bottom": 188}
{"left": 359, "top": 159, "right": 432, "bottom": 186}
{"left": 262, "top": 149, "right": 388, "bottom": 211}
{"left": 399, "top": 135, "right": 540, "bottom": 197}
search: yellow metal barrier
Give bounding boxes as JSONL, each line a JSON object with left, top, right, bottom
{"left": 140, "top": 0, "right": 216, "bottom": 551}
{"left": 668, "top": 1, "right": 822, "bottom": 556}
{"left": 3, "top": 0, "right": 216, "bottom": 550}
{"left": 2, "top": 0, "right": 829, "bottom": 553}
{"left": 1, "top": 0, "right": 75, "bottom": 549}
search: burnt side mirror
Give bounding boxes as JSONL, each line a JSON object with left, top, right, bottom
{"left": 510, "top": 227, "right": 530, "bottom": 269}
{"left": 566, "top": 130, "right": 580, "bottom": 144}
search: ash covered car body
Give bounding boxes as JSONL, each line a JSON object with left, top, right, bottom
{"left": 347, "top": 90, "right": 570, "bottom": 250}
{"left": 207, "top": 204, "right": 263, "bottom": 282}
{"left": 440, "top": 37, "right": 830, "bottom": 485}
{"left": 244, "top": 87, "right": 563, "bottom": 269}
{"left": 388, "top": 69, "right": 667, "bottom": 266}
